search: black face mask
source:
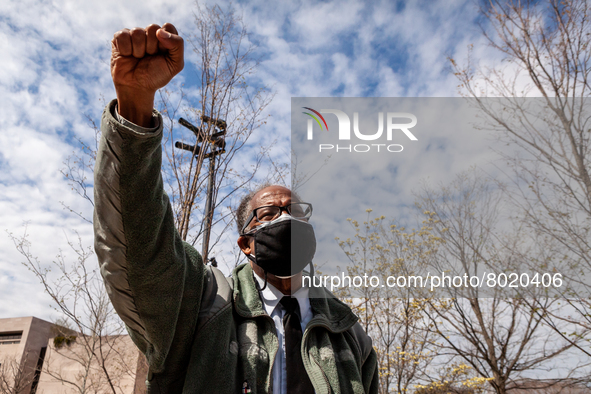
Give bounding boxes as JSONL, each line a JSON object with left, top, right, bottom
{"left": 245, "top": 216, "right": 316, "bottom": 277}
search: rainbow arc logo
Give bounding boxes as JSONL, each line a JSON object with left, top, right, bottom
{"left": 302, "top": 107, "right": 329, "bottom": 132}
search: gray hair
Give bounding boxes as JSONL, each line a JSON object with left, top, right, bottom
{"left": 235, "top": 184, "right": 301, "bottom": 234}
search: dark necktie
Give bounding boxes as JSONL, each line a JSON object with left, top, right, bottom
{"left": 280, "top": 296, "right": 314, "bottom": 394}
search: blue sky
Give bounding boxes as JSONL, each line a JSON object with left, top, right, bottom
{"left": 0, "top": 0, "right": 502, "bottom": 320}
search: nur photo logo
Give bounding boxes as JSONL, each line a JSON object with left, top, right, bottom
{"left": 303, "top": 107, "right": 418, "bottom": 153}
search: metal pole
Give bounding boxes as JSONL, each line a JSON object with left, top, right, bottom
{"left": 176, "top": 115, "right": 226, "bottom": 265}
{"left": 202, "top": 153, "right": 216, "bottom": 262}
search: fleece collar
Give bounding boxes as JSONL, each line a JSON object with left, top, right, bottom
{"left": 231, "top": 263, "right": 358, "bottom": 333}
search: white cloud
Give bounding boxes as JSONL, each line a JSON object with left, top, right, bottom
{"left": 290, "top": 0, "right": 364, "bottom": 49}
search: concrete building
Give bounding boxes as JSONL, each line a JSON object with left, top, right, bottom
{"left": 0, "top": 317, "right": 146, "bottom": 394}
{"left": 0, "top": 317, "right": 55, "bottom": 393}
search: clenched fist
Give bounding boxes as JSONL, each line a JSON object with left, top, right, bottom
{"left": 110, "top": 23, "right": 184, "bottom": 127}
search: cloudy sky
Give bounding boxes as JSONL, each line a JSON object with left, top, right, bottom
{"left": 0, "top": 0, "right": 503, "bottom": 321}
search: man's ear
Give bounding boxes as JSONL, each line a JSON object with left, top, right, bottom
{"left": 237, "top": 235, "right": 252, "bottom": 255}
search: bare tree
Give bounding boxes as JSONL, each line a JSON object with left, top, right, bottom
{"left": 39, "top": 333, "right": 137, "bottom": 394}
{"left": 157, "top": 3, "right": 275, "bottom": 262}
{"left": 0, "top": 353, "right": 34, "bottom": 394}
{"left": 336, "top": 211, "right": 441, "bottom": 393}
{"left": 414, "top": 363, "right": 492, "bottom": 394}
{"left": 450, "top": 0, "right": 591, "bottom": 357}
{"left": 9, "top": 230, "right": 136, "bottom": 394}
{"left": 415, "top": 171, "right": 581, "bottom": 394}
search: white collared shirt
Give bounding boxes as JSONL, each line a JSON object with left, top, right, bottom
{"left": 253, "top": 273, "right": 313, "bottom": 394}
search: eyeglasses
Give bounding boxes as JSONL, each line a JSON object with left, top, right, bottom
{"left": 241, "top": 202, "right": 313, "bottom": 234}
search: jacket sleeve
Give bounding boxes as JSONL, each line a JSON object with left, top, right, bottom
{"left": 362, "top": 347, "right": 379, "bottom": 394}
{"left": 93, "top": 99, "right": 205, "bottom": 375}
{"left": 348, "top": 323, "right": 380, "bottom": 394}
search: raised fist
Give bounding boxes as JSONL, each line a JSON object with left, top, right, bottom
{"left": 110, "top": 23, "right": 184, "bottom": 126}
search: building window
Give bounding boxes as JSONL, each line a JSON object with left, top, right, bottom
{"left": 30, "top": 346, "right": 47, "bottom": 394}
{"left": 0, "top": 332, "right": 22, "bottom": 345}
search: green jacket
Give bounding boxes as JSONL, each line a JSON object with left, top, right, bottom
{"left": 93, "top": 100, "right": 379, "bottom": 393}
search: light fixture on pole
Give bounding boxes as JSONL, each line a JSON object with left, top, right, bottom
{"left": 175, "top": 116, "right": 226, "bottom": 265}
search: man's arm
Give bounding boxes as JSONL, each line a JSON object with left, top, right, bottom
{"left": 94, "top": 23, "right": 203, "bottom": 377}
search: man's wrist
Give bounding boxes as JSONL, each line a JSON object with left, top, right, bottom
{"left": 116, "top": 88, "right": 156, "bottom": 128}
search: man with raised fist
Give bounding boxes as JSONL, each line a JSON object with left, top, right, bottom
{"left": 94, "top": 23, "right": 378, "bottom": 394}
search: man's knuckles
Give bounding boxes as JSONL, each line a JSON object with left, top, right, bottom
{"left": 130, "top": 28, "right": 147, "bottom": 58}
{"left": 113, "top": 29, "right": 132, "bottom": 57}
{"left": 113, "top": 24, "right": 182, "bottom": 59}
{"left": 145, "top": 25, "right": 160, "bottom": 55}
{"left": 161, "top": 22, "right": 178, "bottom": 36}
